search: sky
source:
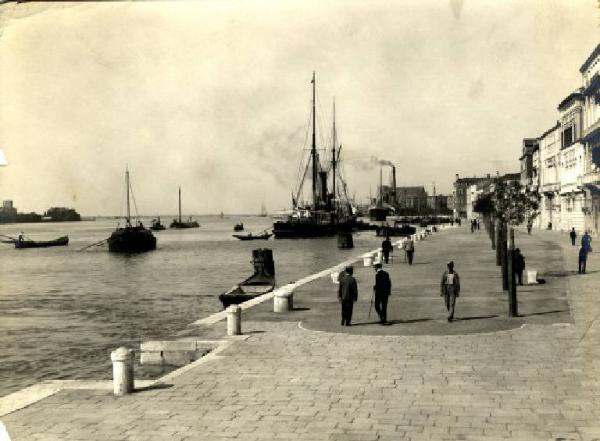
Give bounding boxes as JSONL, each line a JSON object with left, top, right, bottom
{"left": 0, "top": 0, "right": 598, "bottom": 215}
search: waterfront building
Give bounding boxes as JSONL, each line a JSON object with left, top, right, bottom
{"left": 581, "top": 43, "right": 600, "bottom": 234}
{"left": 453, "top": 174, "right": 493, "bottom": 219}
{"left": 557, "top": 90, "right": 586, "bottom": 232}
{"left": 44, "top": 207, "right": 81, "bottom": 222}
{"left": 0, "top": 200, "right": 17, "bottom": 223}
{"left": 538, "top": 122, "right": 562, "bottom": 230}
{"left": 520, "top": 138, "right": 539, "bottom": 191}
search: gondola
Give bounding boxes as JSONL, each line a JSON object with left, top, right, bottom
{"left": 233, "top": 223, "right": 244, "bottom": 231}
{"left": 15, "top": 236, "right": 69, "bottom": 249}
{"left": 232, "top": 231, "right": 272, "bottom": 241}
{"left": 219, "top": 249, "right": 275, "bottom": 308}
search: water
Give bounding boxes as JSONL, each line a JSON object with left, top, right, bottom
{"left": 0, "top": 216, "right": 380, "bottom": 397}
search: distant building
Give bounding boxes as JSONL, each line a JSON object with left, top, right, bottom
{"left": 0, "top": 200, "right": 17, "bottom": 223}
{"left": 453, "top": 174, "right": 493, "bottom": 219}
{"left": 16, "top": 212, "right": 42, "bottom": 223}
{"left": 520, "top": 138, "right": 539, "bottom": 191}
{"left": 44, "top": 207, "right": 81, "bottom": 222}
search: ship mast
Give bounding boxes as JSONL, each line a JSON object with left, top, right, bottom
{"left": 332, "top": 97, "right": 337, "bottom": 204}
{"left": 126, "top": 167, "right": 131, "bottom": 224}
{"left": 178, "top": 186, "right": 182, "bottom": 223}
{"left": 311, "top": 71, "right": 317, "bottom": 211}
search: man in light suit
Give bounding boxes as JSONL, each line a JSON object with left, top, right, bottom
{"left": 440, "top": 261, "right": 460, "bottom": 322}
{"left": 338, "top": 266, "right": 358, "bottom": 326}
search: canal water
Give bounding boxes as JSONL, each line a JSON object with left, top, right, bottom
{"left": 0, "top": 216, "right": 381, "bottom": 397}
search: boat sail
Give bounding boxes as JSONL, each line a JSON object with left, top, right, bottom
{"left": 258, "top": 202, "right": 268, "bottom": 217}
{"left": 170, "top": 187, "right": 200, "bottom": 228}
{"left": 273, "top": 73, "right": 356, "bottom": 239}
{"left": 108, "top": 168, "right": 156, "bottom": 253}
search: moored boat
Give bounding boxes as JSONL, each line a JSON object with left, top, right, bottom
{"left": 219, "top": 249, "right": 275, "bottom": 308}
{"left": 15, "top": 236, "right": 69, "bottom": 249}
{"left": 151, "top": 217, "right": 166, "bottom": 231}
{"left": 233, "top": 223, "right": 244, "bottom": 231}
{"left": 232, "top": 230, "right": 272, "bottom": 241}
{"left": 107, "top": 168, "right": 156, "bottom": 253}
{"left": 170, "top": 187, "right": 200, "bottom": 228}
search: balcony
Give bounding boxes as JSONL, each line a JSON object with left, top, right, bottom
{"left": 583, "top": 118, "right": 600, "bottom": 144}
{"left": 582, "top": 171, "right": 600, "bottom": 185}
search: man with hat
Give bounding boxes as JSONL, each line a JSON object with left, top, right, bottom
{"left": 440, "top": 261, "right": 460, "bottom": 322}
{"left": 338, "top": 266, "right": 358, "bottom": 326}
{"left": 373, "top": 262, "right": 392, "bottom": 325}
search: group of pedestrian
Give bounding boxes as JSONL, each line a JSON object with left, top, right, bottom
{"left": 470, "top": 218, "right": 480, "bottom": 233}
{"left": 337, "top": 259, "right": 461, "bottom": 326}
{"left": 568, "top": 228, "right": 593, "bottom": 274}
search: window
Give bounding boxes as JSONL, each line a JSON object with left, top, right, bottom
{"left": 562, "top": 126, "right": 574, "bottom": 148}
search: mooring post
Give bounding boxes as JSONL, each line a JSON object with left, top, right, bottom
{"left": 226, "top": 305, "right": 242, "bottom": 336}
{"left": 508, "top": 227, "right": 518, "bottom": 317}
{"left": 111, "top": 347, "right": 135, "bottom": 396}
{"left": 274, "top": 289, "right": 294, "bottom": 312}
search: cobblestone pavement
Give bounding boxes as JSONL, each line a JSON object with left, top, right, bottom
{"left": 2, "top": 226, "right": 599, "bottom": 441}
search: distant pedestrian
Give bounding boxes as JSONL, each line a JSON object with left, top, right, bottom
{"left": 372, "top": 263, "right": 391, "bottom": 325}
{"left": 514, "top": 248, "right": 525, "bottom": 286}
{"left": 476, "top": 219, "right": 480, "bottom": 230}
{"left": 570, "top": 228, "right": 577, "bottom": 246}
{"left": 440, "top": 261, "right": 460, "bottom": 322}
{"left": 338, "top": 266, "right": 358, "bottom": 326}
{"left": 381, "top": 236, "right": 393, "bottom": 264}
{"left": 470, "top": 219, "right": 475, "bottom": 233}
{"left": 404, "top": 237, "right": 415, "bottom": 265}
{"left": 527, "top": 221, "right": 532, "bottom": 235}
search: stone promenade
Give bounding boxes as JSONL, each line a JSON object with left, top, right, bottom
{"left": 2, "top": 226, "right": 600, "bottom": 441}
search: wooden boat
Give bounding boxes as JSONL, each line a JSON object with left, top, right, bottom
{"left": 170, "top": 187, "right": 199, "bottom": 228}
{"left": 232, "top": 231, "right": 272, "bottom": 241}
{"left": 219, "top": 249, "right": 275, "bottom": 308}
{"left": 107, "top": 168, "right": 156, "bottom": 253}
{"left": 233, "top": 223, "right": 244, "bottom": 231}
{"left": 151, "top": 217, "right": 166, "bottom": 231}
{"left": 376, "top": 221, "right": 416, "bottom": 237}
{"left": 15, "top": 236, "right": 69, "bottom": 249}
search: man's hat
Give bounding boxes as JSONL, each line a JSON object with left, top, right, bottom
{"left": 373, "top": 262, "right": 383, "bottom": 269}
{"left": 447, "top": 260, "right": 454, "bottom": 267}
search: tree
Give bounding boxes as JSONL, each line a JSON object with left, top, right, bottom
{"left": 474, "top": 180, "right": 540, "bottom": 226}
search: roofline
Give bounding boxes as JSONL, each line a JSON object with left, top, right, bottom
{"left": 538, "top": 121, "right": 561, "bottom": 140}
{"left": 557, "top": 89, "right": 584, "bottom": 111}
{"left": 580, "top": 43, "right": 600, "bottom": 74}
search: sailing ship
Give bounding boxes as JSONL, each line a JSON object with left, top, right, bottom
{"left": 107, "top": 169, "right": 156, "bottom": 253}
{"left": 170, "top": 187, "right": 200, "bottom": 228}
{"left": 273, "top": 73, "right": 356, "bottom": 238}
{"left": 258, "top": 202, "right": 268, "bottom": 217}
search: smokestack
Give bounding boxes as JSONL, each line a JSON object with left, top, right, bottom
{"left": 392, "top": 166, "right": 397, "bottom": 205}
{"left": 319, "top": 171, "right": 328, "bottom": 205}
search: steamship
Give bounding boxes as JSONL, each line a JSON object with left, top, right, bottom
{"left": 273, "top": 72, "right": 356, "bottom": 239}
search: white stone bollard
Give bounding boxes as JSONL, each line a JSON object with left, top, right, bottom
{"left": 111, "top": 347, "right": 135, "bottom": 396}
{"left": 226, "top": 305, "right": 242, "bottom": 335}
{"left": 363, "top": 255, "right": 373, "bottom": 266}
{"left": 274, "top": 289, "right": 294, "bottom": 312}
{"left": 331, "top": 272, "right": 340, "bottom": 284}
{"left": 526, "top": 270, "right": 538, "bottom": 285}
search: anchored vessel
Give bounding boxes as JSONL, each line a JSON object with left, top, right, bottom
{"left": 108, "top": 169, "right": 156, "bottom": 253}
{"left": 273, "top": 73, "right": 356, "bottom": 239}
{"left": 219, "top": 249, "right": 275, "bottom": 307}
{"left": 232, "top": 230, "right": 272, "bottom": 241}
{"left": 170, "top": 187, "right": 200, "bottom": 229}
{"left": 151, "top": 216, "right": 166, "bottom": 231}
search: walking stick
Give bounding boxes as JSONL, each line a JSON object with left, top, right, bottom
{"left": 368, "top": 288, "right": 375, "bottom": 319}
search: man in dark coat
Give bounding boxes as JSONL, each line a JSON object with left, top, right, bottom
{"left": 570, "top": 228, "right": 577, "bottom": 246}
{"left": 381, "top": 236, "right": 393, "bottom": 264}
{"left": 373, "top": 263, "right": 391, "bottom": 325}
{"left": 513, "top": 248, "right": 525, "bottom": 286}
{"left": 338, "top": 266, "right": 358, "bottom": 326}
{"left": 440, "top": 261, "right": 460, "bottom": 322}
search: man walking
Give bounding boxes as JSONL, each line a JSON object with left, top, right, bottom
{"left": 570, "top": 228, "right": 577, "bottom": 246}
{"left": 404, "top": 236, "right": 415, "bottom": 265}
{"left": 578, "top": 231, "right": 593, "bottom": 275}
{"left": 381, "top": 236, "right": 393, "bottom": 264}
{"left": 514, "top": 248, "right": 525, "bottom": 286}
{"left": 338, "top": 266, "right": 358, "bottom": 326}
{"left": 373, "top": 263, "right": 391, "bottom": 325}
{"left": 440, "top": 261, "right": 460, "bottom": 322}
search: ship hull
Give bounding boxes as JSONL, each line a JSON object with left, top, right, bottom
{"left": 108, "top": 227, "right": 156, "bottom": 253}
{"left": 273, "top": 221, "right": 335, "bottom": 238}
